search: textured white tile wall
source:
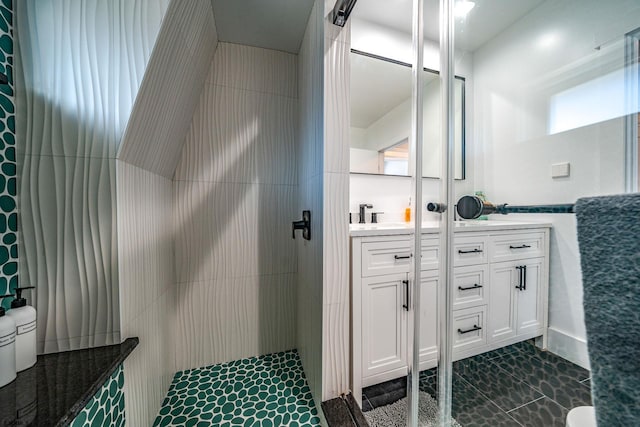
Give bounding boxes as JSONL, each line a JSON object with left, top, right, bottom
{"left": 116, "top": 163, "right": 174, "bottom": 423}
{"left": 321, "top": 10, "right": 351, "bottom": 401}
{"left": 117, "top": 162, "right": 174, "bottom": 336}
{"left": 122, "top": 286, "right": 176, "bottom": 426}
{"left": 118, "top": 0, "right": 218, "bottom": 178}
{"left": 174, "top": 86, "right": 297, "bottom": 185}
{"left": 211, "top": 43, "right": 298, "bottom": 98}
{"left": 15, "top": 0, "right": 170, "bottom": 159}
{"left": 173, "top": 42, "right": 299, "bottom": 371}
{"left": 174, "top": 181, "right": 297, "bottom": 284}
{"left": 116, "top": 1, "right": 219, "bottom": 424}
{"left": 15, "top": 0, "right": 170, "bottom": 353}
{"left": 174, "top": 274, "right": 296, "bottom": 370}
{"left": 296, "top": 0, "right": 324, "bottom": 411}
{"left": 17, "top": 154, "right": 120, "bottom": 353}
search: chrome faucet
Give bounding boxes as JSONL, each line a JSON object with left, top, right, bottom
{"left": 359, "top": 204, "right": 373, "bottom": 223}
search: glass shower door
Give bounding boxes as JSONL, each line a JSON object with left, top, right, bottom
{"left": 419, "top": 0, "right": 640, "bottom": 426}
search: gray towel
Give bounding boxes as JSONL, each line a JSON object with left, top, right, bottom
{"left": 575, "top": 193, "right": 640, "bottom": 426}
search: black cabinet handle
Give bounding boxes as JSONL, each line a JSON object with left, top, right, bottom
{"left": 402, "top": 280, "right": 409, "bottom": 311}
{"left": 458, "top": 284, "right": 483, "bottom": 291}
{"left": 515, "top": 265, "right": 526, "bottom": 290}
{"left": 458, "top": 248, "right": 483, "bottom": 254}
{"left": 509, "top": 244, "right": 531, "bottom": 249}
{"left": 394, "top": 254, "right": 412, "bottom": 260}
{"left": 458, "top": 325, "right": 482, "bottom": 334}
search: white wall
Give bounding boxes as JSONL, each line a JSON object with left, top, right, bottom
{"left": 296, "top": 0, "right": 324, "bottom": 412}
{"left": 472, "top": 0, "right": 640, "bottom": 368}
{"left": 350, "top": 175, "right": 472, "bottom": 223}
{"left": 173, "top": 42, "right": 298, "bottom": 372}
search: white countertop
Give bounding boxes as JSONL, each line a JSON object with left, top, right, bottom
{"left": 349, "top": 220, "right": 552, "bottom": 237}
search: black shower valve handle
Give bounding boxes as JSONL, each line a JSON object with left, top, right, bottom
{"left": 292, "top": 210, "right": 311, "bottom": 241}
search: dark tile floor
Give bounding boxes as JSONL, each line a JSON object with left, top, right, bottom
{"left": 362, "top": 340, "right": 592, "bottom": 426}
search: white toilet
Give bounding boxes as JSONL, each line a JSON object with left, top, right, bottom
{"left": 566, "top": 406, "right": 596, "bottom": 427}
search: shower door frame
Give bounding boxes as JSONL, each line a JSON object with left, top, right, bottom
{"left": 624, "top": 27, "right": 640, "bottom": 192}
{"left": 406, "top": 0, "right": 457, "bottom": 426}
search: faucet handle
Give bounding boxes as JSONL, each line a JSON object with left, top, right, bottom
{"left": 371, "top": 212, "right": 384, "bottom": 224}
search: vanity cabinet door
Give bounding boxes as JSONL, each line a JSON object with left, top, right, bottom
{"left": 419, "top": 271, "right": 438, "bottom": 370}
{"left": 361, "top": 274, "right": 408, "bottom": 385}
{"left": 489, "top": 258, "right": 545, "bottom": 344}
{"left": 488, "top": 262, "right": 518, "bottom": 343}
{"left": 516, "top": 258, "right": 544, "bottom": 335}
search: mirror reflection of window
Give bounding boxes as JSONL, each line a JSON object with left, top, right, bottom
{"left": 380, "top": 139, "right": 409, "bottom": 175}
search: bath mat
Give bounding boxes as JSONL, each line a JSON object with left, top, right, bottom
{"left": 364, "top": 391, "right": 462, "bottom": 427}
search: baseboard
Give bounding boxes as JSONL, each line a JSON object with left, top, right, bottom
{"left": 547, "top": 327, "right": 590, "bottom": 370}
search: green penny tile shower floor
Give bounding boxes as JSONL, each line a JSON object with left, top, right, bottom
{"left": 154, "top": 350, "right": 321, "bottom": 427}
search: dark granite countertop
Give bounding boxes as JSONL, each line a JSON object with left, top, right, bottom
{"left": 0, "top": 337, "right": 138, "bottom": 427}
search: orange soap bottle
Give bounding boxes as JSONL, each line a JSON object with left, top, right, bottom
{"left": 404, "top": 197, "right": 411, "bottom": 223}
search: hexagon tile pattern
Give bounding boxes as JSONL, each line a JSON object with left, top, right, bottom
{"left": 154, "top": 350, "right": 321, "bottom": 427}
{"left": 0, "top": 0, "right": 17, "bottom": 310}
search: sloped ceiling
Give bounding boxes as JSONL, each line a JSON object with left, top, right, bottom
{"left": 118, "top": 0, "right": 219, "bottom": 177}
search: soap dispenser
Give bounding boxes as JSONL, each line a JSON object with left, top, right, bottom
{"left": 404, "top": 197, "right": 412, "bottom": 223}
{"left": 0, "top": 294, "right": 16, "bottom": 388}
{"left": 6, "top": 287, "right": 37, "bottom": 372}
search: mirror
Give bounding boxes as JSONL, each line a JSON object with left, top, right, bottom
{"left": 349, "top": 50, "right": 465, "bottom": 179}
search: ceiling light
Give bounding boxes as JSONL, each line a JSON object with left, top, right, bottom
{"left": 537, "top": 32, "right": 558, "bottom": 49}
{"left": 455, "top": 1, "right": 475, "bottom": 18}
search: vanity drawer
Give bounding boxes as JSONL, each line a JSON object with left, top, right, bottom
{"left": 420, "top": 236, "right": 440, "bottom": 271}
{"left": 452, "top": 306, "right": 487, "bottom": 353}
{"left": 361, "top": 239, "right": 412, "bottom": 277}
{"left": 453, "top": 234, "right": 488, "bottom": 267}
{"left": 490, "top": 231, "right": 545, "bottom": 262}
{"left": 453, "top": 265, "right": 488, "bottom": 310}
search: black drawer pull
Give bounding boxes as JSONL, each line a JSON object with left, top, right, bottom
{"left": 458, "top": 325, "right": 482, "bottom": 334}
{"left": 509, "top": 244, "right": 531, "bottom": 249}
{"left": 394, "top": 254, "right": 412, "bottom": 260}
{"left": 458, "top": 248, "right": 483, "bottom": 254}
{"left": 458, "top": 284, "right": 483, "bottom": 291}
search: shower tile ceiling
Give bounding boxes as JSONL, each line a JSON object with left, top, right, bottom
{"left": 211, "top": 0, "right": 315, "bottom": 54}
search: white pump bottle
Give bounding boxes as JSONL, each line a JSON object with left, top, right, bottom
{"left": 6, "top": 287, "right": 37, "bottom": 372}
{"left": 0, "top": 294, "right": 16, "bottom": 387}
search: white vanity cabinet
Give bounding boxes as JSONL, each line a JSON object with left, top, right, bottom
{"left": 351, "top": 222, "right": 550, "bottom": 398}
{"left": 352, "top": 234, "right": 440, "bottom": 388}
